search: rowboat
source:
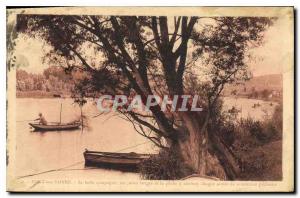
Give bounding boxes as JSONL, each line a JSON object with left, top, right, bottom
{"left": 29, "top": 122, "right": 80, "bottom": 131}
{"left": 83, "top": 150, "right": 152, "bottom": 172}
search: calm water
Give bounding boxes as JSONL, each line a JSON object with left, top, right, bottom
{"left": 223, "top": 97, "right": 278, "bottom": 120}
{"left": 15, "top": 98, "right": 157, "bottom": 180}
{"left": 14, "top": 97, "right": 277, "bottom": 180}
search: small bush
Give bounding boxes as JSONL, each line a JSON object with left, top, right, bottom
{"left": 261, "top": 121, "right": 278, "bottom": 141}
{"left": 214, "top": 102, "right": 283, "bottom": 180}
{"left": 237, "top": 142, "right": 282, "bottom": 181}
{"left": 241, "top": 148, "right": 266, "bottom": 172}
{"left": 270, "top": 102, "right": 283, "bottom": 139}
{"left": 139, "top": 149, "right": 193, "bottom": 180}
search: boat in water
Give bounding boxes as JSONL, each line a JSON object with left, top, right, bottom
{"left": 29, "top": 101, "right": 81, "bottom": 131}
{"left": 83, "top": 150, "right": 153, "bottom": 172}
{"left": 29, "top": 122, "right": 80, "bottom": 131}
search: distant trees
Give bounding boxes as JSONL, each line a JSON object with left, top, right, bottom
{"left": 247, "top": 87, "right": 280, "bottom": 100}
{"left": 43, "top": 66, "right": 70, "bottom": 82}
{"left": 16, "top": 67, "right": 74, "bottom": 92}
{"left": 261, "top": 89, "right": 270, "bottom": 99}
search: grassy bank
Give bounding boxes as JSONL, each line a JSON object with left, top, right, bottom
{"left": 140, "top": 101, "right": 283, "bottom": 181}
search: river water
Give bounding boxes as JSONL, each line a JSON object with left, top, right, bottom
{"left": 14, "top": 97, "right": 277, "bottom": 180}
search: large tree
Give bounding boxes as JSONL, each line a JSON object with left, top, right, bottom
{"left": 16, "top": 14, "right": 273, "bottom": 179}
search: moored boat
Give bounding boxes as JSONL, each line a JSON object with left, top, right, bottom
{"left": 29, "top": 122, "right": 80, "bottom": 131}
{"left": 83, "top": 150, "right": 152, "bottom": 172}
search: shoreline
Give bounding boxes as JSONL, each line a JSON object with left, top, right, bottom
{"left": 222, "top": 94, "right": 282, "bottom": 103}
{"left": 16, "top": 91, "right": 71, "bottom": 99}
{"left": 17, "top": 92, "right": 281, "bottom": 103}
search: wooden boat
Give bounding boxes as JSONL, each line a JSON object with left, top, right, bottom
{"left": 29, "top": 122, "right": 80, "bottom": 131}
{"left": 30, "top": 102, "right": 81, "bottom": 131}
{"left": 84, "top": 150, "right": 152, "bottom": 172}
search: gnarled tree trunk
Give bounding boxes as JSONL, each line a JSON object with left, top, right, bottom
{"left": 167, "top": 112, "right": 208, "bottom": 175}
{"left": 168, "top": 112, "right": 240, "bottom": 180}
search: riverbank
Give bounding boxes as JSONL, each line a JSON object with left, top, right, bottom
{"left": 17, "top": 91, "right": 281, "bottom": 103}
{"left": 16, "top": 91, "right": 70, "bottom": 98}
{"left": 222, "top": 94, "right": 282, "bottom": 103}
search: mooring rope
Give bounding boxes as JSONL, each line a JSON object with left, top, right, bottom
{"left": 17, "top": 141, "right": 151, "bottom": 179}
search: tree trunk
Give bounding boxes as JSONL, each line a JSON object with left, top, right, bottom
{"left": 208, "top": 133, "right": 240, "bottom": 180}
{"left": 174, "top": 112, "right": 208, "bottom": 175}
{"left": 169, "top": 112, "right": 240, "bottom": 180}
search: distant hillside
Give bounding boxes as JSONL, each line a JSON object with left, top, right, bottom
{"left": 223, "top": 74, "right": 282, "bottom": 100}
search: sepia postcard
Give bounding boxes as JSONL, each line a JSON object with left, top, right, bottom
{"left": 6, "top": 7, "right": 294, "bottom": 192}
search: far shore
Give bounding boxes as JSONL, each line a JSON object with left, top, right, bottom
{"left": 17, "top": 91, "right": 281, "bottom": 104}
{"left": 222, "top": 94, "right": 282, "bottom": 103}
{"left": 16, "top": 91, "right": 71, "bottom": 98}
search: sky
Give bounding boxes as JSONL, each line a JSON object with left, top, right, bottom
{"left": 13, "top": 16, "right": 292, "bottom": 77}
{"left": 248, "top": 17, "right": 293, "bottom": 76}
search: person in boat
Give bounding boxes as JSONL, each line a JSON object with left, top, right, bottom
{"left": 35, "top": 113, "right": 48, "bottom": 125}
